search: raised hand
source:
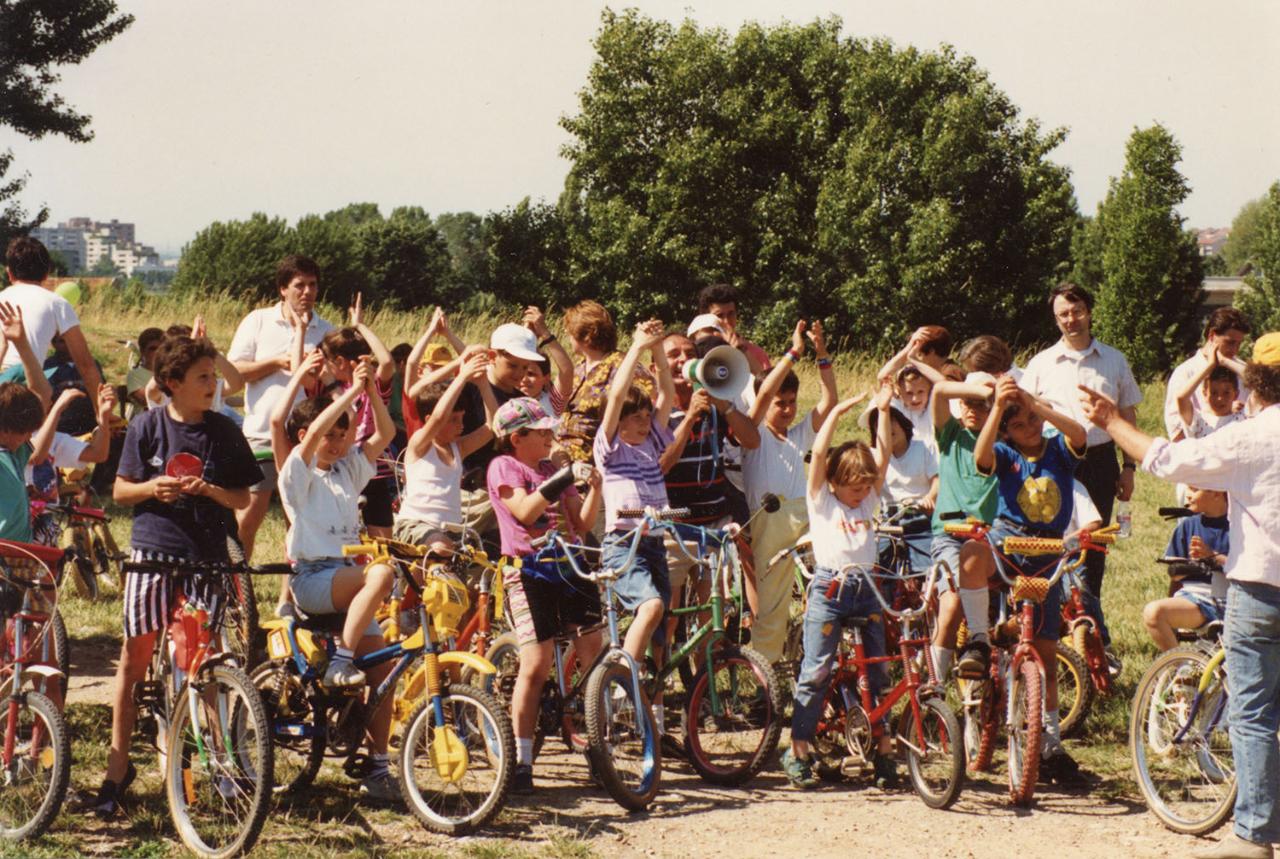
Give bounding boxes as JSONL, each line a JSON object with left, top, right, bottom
{"left": 298, "top": 349, "right": 325, "bottom": 379}
{"left": 806, "top": 320, "right": 828, "bottom": 356}
{"left": 460, "top": 348, "right": 490, "bottom": 381}
{"left": 874, "top": 379, "right": 894, "bottom": 410}
{"left": 349, "top": 292, "right": 364, "bottom": 328}
{"left": 97, "top": 385, "right": 118, "bottom": 423}
{"left": 523, "top": 306, "right": 550, "bottom": 338}
{"left": 0, "top": 302, "right": 25, "bottom": 344}
{"left": 791, "top": 320, "right": 807, "bottom": 356}
{"left": 191, "top": 315, "right": 207, "bottom": 340}
{"left": 834, "top": 392, "right": 870, "bottom": 414}
{"left": 351, "top": 358, "right": 372, "bottom": 392}
{"left": 995, "top": 375, "right": 1022, "bottom": 409}
{"left": 54, "top": 388, "right": 86, "bottom": 410}
{"left": 634, "top": 319, "right": 666, "bottom": 349}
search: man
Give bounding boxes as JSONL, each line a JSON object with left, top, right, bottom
{"left": 0, "top": 237, "right": 101, "bottom": 403}
{"left": 226, "top": 254, "right": 334, "bottom": 561}
{"left": 1163, "top": 307, "right": 1252, "bottom": 440}
{"left": 1081, "top": 332, "right": 1280, "bottom": 859}
{"left": 698, "top": 283, "right": 771, "bottom": 375}
{"left": 1021, "top": 282, "right": 1141, "bottom": 660}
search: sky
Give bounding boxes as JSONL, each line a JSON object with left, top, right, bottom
{"left": 7, "top": 1, "right": 1279, "bottom": 256}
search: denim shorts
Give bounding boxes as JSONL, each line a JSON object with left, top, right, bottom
{"left": 1172, "top": 587, "right": 1226, "bottom": 625}
{"left": 930, "top": 532, "right": 965, "bottom": 594}
{"left": 988, "top": 519, "right": 1065, "bottom": 642}
{"left": 602, "top": 532, "right": 671, "bottom": 643}
{"left": 291, "top": 559, "right": 381, "bottom": 637}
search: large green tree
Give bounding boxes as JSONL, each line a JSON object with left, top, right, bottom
{"left": 1074, "top": 125, "right": 1204, "bottom": 381}
{"left": 1222, "top": 195, "right": 1267, "bottom": 276}
{"left": 1234, "top": 182, "right": 1280, "bottom": 332}
{"left": 559, "top": 11, "right": 1078, "bottom": 350}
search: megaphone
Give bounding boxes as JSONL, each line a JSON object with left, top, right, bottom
{"left": 683, "top": 344, "right": 750, "bottom": 401}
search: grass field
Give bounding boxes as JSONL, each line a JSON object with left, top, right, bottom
{"left": 33, "top": 287, "right": 1182, "bottom": 857}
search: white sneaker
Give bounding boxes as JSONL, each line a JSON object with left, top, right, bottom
{"left": 323, "top": 659, "right": 366, "bottom": 688}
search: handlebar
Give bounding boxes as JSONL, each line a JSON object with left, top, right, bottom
{"left": 613, "top": 506, "right": 692, "bottom": 522}
{"left": 829, "top": 562, "right": 947, "bottom": 621}
{"left": 122, "top": 560, "right": 293, "bottom": 576}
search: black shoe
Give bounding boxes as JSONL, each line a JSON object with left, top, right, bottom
{"left": 660, "top": 732, "right": 686, "bottom": 761}
{"left": 511, "top": 764, "right": 534, "bottom": 795}
{"left": 1039, "top": 749, "right": 1088, "bottom": 788}
{"left": 957, "top": 640, "right": 991, "bottom": 679}
{"left": 74, "top": 762, "right": 137, "bottom": 819}
{"left": 872, "top": 753, "right": 901, "bottom": 791}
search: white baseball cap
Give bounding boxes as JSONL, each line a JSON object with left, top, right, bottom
{"left": 489, "top": 323, "right": 543, "bottom": 362}
{"left": 686, "top": 313, "right": 727, "bottom": 338}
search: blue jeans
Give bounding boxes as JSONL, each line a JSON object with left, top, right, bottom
{"left": 1224, "top": 580, "right": 1280, "bottom": 845}
{"left": 791, "top": 566, "right": 886, "bottom": 743}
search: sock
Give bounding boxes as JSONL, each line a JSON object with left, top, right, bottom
{"left": 931, "top": 646, "right": 954, "bottom": 681}
{"left": 516, "top": 737, "right": 533, "bottom": 766}
{"left": 958, "top": 588, "right": 990, "bottom": 641}
{"left": 333, "top": 647, "right": 354, "bottom": 663}
{"left": 1043, "top": 708, "right": 1061, "bottom": 754}
{"left": 368, "top": 753, "right": 389, "bottom": 778}
{"left": 653, "top": 704, "right": 666, "bottom": 735}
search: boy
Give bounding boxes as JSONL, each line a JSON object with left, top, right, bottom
{"left": 972, "top": 374, "right": 1089, "bottom": 783}
{"left": 1143, "top": 487, "right": 1229, "bottom": 651}
{"left": 518, "top": 305, "right": 574, "bottom": 418}
{"left": 1173, "top": 350, "right": 1247, "bottom": 442}
{"left": 85, "top": 336, "right": 262, "bottom": 818}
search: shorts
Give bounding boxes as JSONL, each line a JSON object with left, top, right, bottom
{"left": 603, "top": 532, "right": 671, "bottom": 645}
{"left": 1171, "top": 588, "right": 1226, "bottom": 625}
{"left": 663, "top": 517, "right": 729, "bottom": 592}
{"left": 392, "top": 516, "right": 450, "bottom": 549}
{"left": 249, "top": 451, "right": 277, "bottom": 494}
{"left": 123, "top": 549, "right": 224, "bottom": 639}
{"left": 930, "top": 532, "right": 965, "bottom": 595}
{"left": 360, "top": 474, "right": 396, "bottom": 529}
{"left": 503, "top": 557, "right": 602, "bottom": 647}
{"left": 291, "top": 559, "right": 381, "bottom": 637}
{"left": 988, "top": 519, "right": 1065, "bottom": 642}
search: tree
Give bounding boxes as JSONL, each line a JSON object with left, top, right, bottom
{"left": 433, "top": 211, "right": 487, "bottom": 295}
{"left": 0, "top": 151, "right": 46, "bottom": 256}
{"left": 1222, "top": 195, "right": 1267, "bottom": 275}
{"left": 171, "top": 213, "right": 291, "bottom": 300}
{"left": 1074, "top": 125, "right": 1204, "bottom": 381}
{"left": 354, "top": 208, "right": 453, "bottom": 308}
{"left": 482, "top": 198, "right": 576, "bottom": 310}
{"left": 559, "top": 11, "right": 1078, "bottom": 349}
{"left": 87, "top": 255, "right": 120, "bottom": 277}
{"left": 1235, "top": 182, "right": 1280, "bottom": 332}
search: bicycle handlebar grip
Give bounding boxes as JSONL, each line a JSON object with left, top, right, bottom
{"left": 1012, "top": 575, "right": 1053, "bottom": 604}
{"left": 1089, "top": 532, "right": 1117, "bottom": 546}
{"left": 877, "top": 525, "right": 904, "bottom": 537}
{"left": 942, "top": 521, "right": 976, "bottom": 536}
{"left": 341, "top": 544, "right": 379, "bottom": 557}
{"left": 1001, "top": 536, "right": 1064, "bottom": 556}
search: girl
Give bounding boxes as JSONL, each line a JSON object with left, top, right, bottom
{"left": 864, "top": 402, "right": 937, "bottom": 575}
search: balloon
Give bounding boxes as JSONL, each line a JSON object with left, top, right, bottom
{"left": 54, "top": 281, "right": 82, "bottom": 305}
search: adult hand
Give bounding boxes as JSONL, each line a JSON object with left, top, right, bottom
{"left": 807, "top": 320, "right": 828, "bottom": 358}
{"left": 790, "top": 321, "right": 807, "bottom": 357}
{"left": 151, "top": 476, "right": 183, "bottom": 503}
{"left": 0, "top": 301, "right": 25, "bottom": 344}
{"left": 634, "top": 319, "right": 665, "bottom": 349}
{"left": 1078, "top": 386, "right": 1119, "bottom": 429}
{"left": 688, "top": 388, "right": 712, "bottom": 419}
{"left": 1116, "top": 468, "right": 1134, "bottom": 502}
{"left": 523, "top": 306, "right": 550, "bottom": 339}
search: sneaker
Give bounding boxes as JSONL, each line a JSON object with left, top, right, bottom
{"left": 872, "top": 753, "right": 901, "bottom": 791}
{"left": 957, "top": 640, "right": 991, "bottom": 679}
{"left": 72, "top": 762, "right": 136, "bottom": 820}
{"left": 780, "top": 748, "right": 818, "bottom": 789}
{"left": 511, "top": 763, "right": 535, "bottom": 795}
{"left": 359, "top": 770, "right": 401, "bottom": 804}
{"left": 1038, "top": 749, "right": 1088, "bottom": 788}
{"left": 660, "top": 732, "right": 687, "bottom": 761}
{"left": 1190, "top": 833, "right": 1275, "bottom": 859}
{"left": 1104, "top": 646, "right": 1123, "bottom": 678}
{"left": 323, "top": 659, "right": 366, "bottom": 688}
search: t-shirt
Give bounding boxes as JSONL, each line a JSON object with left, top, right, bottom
{"left": 0, "top": 442, "right": 34, "bottom": 542}
{"left": 594, "top": 418, "right": 674, "bottom": 532}
{"left": 882, "top": 439, "right": 938, "bottom": 507}
{"left": 740, "top": 414, "right": 814, "bottom": 512}
{"left": 1166, "top": 514, "right": 1230, "bottom": 601}
{"left": 24, "top": 432, "right": 90, "bottom": 493}
{"left": 486, "top": 454, "right": 580, "bottom": 557}
{"left": 278, "top": 446, "right": 376, "bottom": 562}
{"left": 806, "top": 482, "right": 878, "bottom": 570}
{"left": 226, "top": 303, "right": 333, "bottom": 448}
{"left": 931, "top": 417, "right": 998, "bottom": 534}
{"left": 1066, "top": 480, "right": 1101, "bottom": 532}
{"left": 558, "top": 352, "right": 655, "bottom": 464}
{"left": 665, "top": 407, "right": 731, "bottom": 525}
{"left": 0, "top": 282, "right": 80, "bottom": 371}
{"left": 1183, "top": 410, "right": 1246, "bottom": 441}
{"left": 985, "top": 433, "right": 1084, "bottom": 536}
{"left": 117, "top": 407, "right": 262, "bottom": 560}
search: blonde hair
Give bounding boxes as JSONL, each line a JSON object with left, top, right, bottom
{"left": 825, "top": 441, "right": 878, "bottom": 488}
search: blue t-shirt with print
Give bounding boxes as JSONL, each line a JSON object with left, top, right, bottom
{"left": 987, "top": 433, "right": 1083, "bottom": 536}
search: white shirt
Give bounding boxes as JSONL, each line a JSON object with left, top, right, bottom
{"left": 1066, "top": 480, "right": 1100, "bottom": 532}
{"left": 24, "top": 432, "right": 90, "bottom": 484}
{"left": 0, "top": 282, "right": 80, "bottom": 369}
{"left": 1022, "top": 337, "right": 1142, "bottom": 448}
{"left": 740, "top": 412, "right": 815, "bottom": 512}
{"left": 278, "top": 446, "right": 375, "bottom": 562}
{"left": 397, "top": 441, "right": 462, "bottom": 527}
{"left": 806, "top": 482, "right": 878, "bottom": 570}
{"left": 882, "top": 439, "right": 937, "bottom": 507}
{"left": 1183, "top": 409, "right": 1246, "bottom": 441}
{"left": 227, "top": 303, "right": 333, "bottom": 448}
{"left": 1164, "top": 350, "right": 1251, "bottom": 439}
{"left": 892, "top": 399, "right": 938, "bottom": 460}
{"left": 1142, "top": 404, "right": 1280, "bottom": 588}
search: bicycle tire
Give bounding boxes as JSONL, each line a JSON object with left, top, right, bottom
{"left": 399, "top": 683, "right": 513, "bottom": 835}
{"left": 584, "top": 659, "right": 661, "bottom": 811}
{"left": 50, "top": 609, "right": 69, "bottom": 699}
{"left": 91, "top": 522, "right": 124, "bottom": 591}
{"left": 1056, "top": 641, "right": 1094, "bottom": 740}
{"left": 59, "top": 527, "right": 97, "bottom": 601}
{"left": 683, "top": 644, "right": 783, "bottom": 786}
{"left": 555, "top": 641, "right": 588, "bottom": 755}
{"left": 1129, "top": 646, "right": 1235, "bottom": 835}
{"left": 959, "top": 674, "right": 1000, "bottom": 773}
{"left": 222, "top": 539, "right": 262, "bottom": 670}
{"left": 899, "top": 695, "right": 965, "bottom": 810}
{"left": 1007, "top": 658, "right": 1043, "bottom": 806}
{"left": 250, "top": 660, "right": 324, "bottom": 795}
{"left": 0, "top": 691, "right": 70, "bottom": 841}
{"left": 165, "top": 663, "right": 273, "bottom": 859}
{"left": 90, "top": 527, "right": 115, "bottom": 596}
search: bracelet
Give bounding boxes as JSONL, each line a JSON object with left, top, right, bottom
{"left": 537, "top": 335, "right": 556, "bottom": 348}
{"left": 783, "top": 349, "right": 800, "bottom": 363}
{"left": 816, "top": 356, "right": 832, "bottom": 369}
{"left": 1122, "top": 463, "right": 1136, "bottom": 471}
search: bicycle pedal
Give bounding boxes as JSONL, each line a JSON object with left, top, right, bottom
{"left": 840, "top": 757, "right": 872, "bottom": 777}
{"left": 132, "top": 680, "right": 163, "bottom": 710}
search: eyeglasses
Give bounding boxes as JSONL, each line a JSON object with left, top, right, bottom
{"left": 1054, "top": 307, "right": 1088, "bottom": 322}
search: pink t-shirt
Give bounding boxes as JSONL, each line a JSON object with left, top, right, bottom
{"left": 486, "top": 454, "right": 580, "bottom": 556}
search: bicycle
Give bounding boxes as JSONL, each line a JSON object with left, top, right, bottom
{"left": 124, "top": 557, "right": 282, "bottom": 859}
{"left": 255, "top": 537, "right": 513, "bottom": 835}
{"left": 809, "top": 561, "right": 965, "bottom": 808}
{"left": 942, "top": 518, "right": 1117, "bottom": 805}
{"left": 0, "top": 541, "right": 71, "bottom": 841}
{"left": 33, "top": 499, "right": 124, "bottom": 601}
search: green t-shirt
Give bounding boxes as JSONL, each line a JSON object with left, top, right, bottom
{"left": 0, "top": 441, "right": 34, "bottom": 543}
{"left": 931, "top": 417, "right": 998, "bottom": 534}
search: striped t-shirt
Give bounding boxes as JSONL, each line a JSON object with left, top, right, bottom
{"left": 664, "top": 408, "right": 730, "bottom": 525}
{"left": 594, "top": 418, "right": 675, "bottom": 533}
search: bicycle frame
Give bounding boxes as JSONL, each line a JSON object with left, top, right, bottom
{"left": 1171, "top": 647, "right": 1229, "bottom": 746}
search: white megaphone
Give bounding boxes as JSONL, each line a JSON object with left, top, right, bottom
{"left": 683, "top": 344, "right": 750, "bottom": 401}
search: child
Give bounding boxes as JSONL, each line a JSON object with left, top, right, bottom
{"left": 1173, "top": 350, "right": 1247, "bottom": 442}
{"left": 864, "top": 401, "right": 937, "bottom": 576}
{"left": 781, "top": 385, "right": 893, "bottom": 790}
{"left": 518, "top": 305, "right": 574, "bottom": 418}
{"left": 277, "top": 359, "right": 400, "bottom": 801}
{"left": 1142, "top": 487, "right": 1229, "bottom": 651}
{"left": 85, "top": 336, "right": 262, "bottom": 818}
{"left": 28, "top": 386, "right": 117, "bottom": 544}
{"left": 741, "top": 319, "right": 837, "bottom": 663}
{"left": 972, "top": 374, "right": 1088, "bottom": 783}
{"left": 489, "top": 396, "right": 604, "bottom": 794}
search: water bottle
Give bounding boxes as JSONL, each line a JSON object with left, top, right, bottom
{"left": 1116, "top": 500, "right": 1132, "bottom": 539}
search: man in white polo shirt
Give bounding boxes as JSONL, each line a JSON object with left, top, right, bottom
{"left": 227, "top": 254, "right": 334, "bottom": 561}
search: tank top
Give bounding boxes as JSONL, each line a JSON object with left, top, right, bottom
{"left": 398, "top": 441, "right": 463, "bottom": 526}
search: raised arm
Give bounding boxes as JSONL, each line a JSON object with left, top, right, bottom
{"left": 810, "top": 321, "right": 838, "bottom": 429}
{"left": 405, "top": 308, "right": 443, "bottom": 394}
{"left": 868, "top": 382, "right": 894, "bottom": 490}
{"left": 192, "top": 315, "right": 245, "bottom": 397}
{"left": 412, "top": 348, "right": 490, "bottom": 458}
{"left": 349, "top": 293, "right": 395, "bottom": 384}
{"left": 1023, "top": 384, "right": 1087, "bottom": 452}
{"left": 360, "top": 359, "right": 396, "bottom": 464}
{"left": 749, "top": 321, "right": 805, "bottom": 425}
{"left": 974, "top": 377, "right": 1015, "bottom": 475}
{"left": 525, "top": 306, "right": 575, "bottom": 403}
{"left": 600, "top": 320, "right": 665, "bottom": 442}
{"left": 930, "top": 378, "right": 993, "bottom": 432}
{"left": 876, "top": 330, "right": 926, "bottom": 386}
{"left": 808, "top": 393, "right": 868, "bottom": 498}
{"left": 0, "top": 302, "right": 50, "bottom": 411}
{"left": 297, "top": 370, "right": 364, "bottom": 466}
{"left": 28, "top": 390, "right": 83, "bottom": 466}
{"left": 79, "top": 385, "right": 119, "bottom": 464}
{"left": 651, "top": 335, "right": 676, "bottom": 427}
{"left": 270, "top": 350, "right": 324, "bottom": 469}
{"left": 59, "top": 325, "right": 101, "bottom": 404}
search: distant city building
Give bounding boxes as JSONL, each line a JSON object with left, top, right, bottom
{"left": 30, "top": 217, "right": 159, "bottom": 276}
{"left": 1196, "top": 227, "right": 1230, "bottom": 257}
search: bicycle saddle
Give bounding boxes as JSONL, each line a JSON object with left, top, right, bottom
{"left": 294, "top": 610, "right": 347, "bottom": 634}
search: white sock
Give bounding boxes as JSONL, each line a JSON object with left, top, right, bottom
{"left": 931, "top": 646, "right": 954, "bottom": 681}
{"left": 958, "top": 588, "right": 990, "bottom": 641}
{"left": 333, "top": 647, "right": 354, "bottom": 663}
{"left": 516, "top": 737, "right": 533, "bottom": 766}
{"left": 1043, "top": 709, "right": 1061, "bottom": 754}
{"left": 653, "top": 704, "right": 665, "bottom": 735}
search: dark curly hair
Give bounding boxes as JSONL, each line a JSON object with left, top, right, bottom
{"left": 154, "top": 336, "right": 218, "bottom": 396}
{"left": 1244, "top": 363, "right": 1280, "bottom": 407}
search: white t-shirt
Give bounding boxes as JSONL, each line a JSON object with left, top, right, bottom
{"left": 740, "top": 413, "right": 815, "bottom": 512}
{"left": 1066, "top": 480, "right": 1101, "bottom": 532}
{"left": 227, "top": 303, "right": 333, "bottom": 448}
{"left": 882, "top": 439, "right": 937, "bottom": 507}
{"left": 397, "top": 441, "right": 463, "bottom": 527}
{"left": 1183, "top": 409, "right": 1246, "bottom": 441}
{"left": 24, "top": 432, "right": 90, "bottom": 484}
{"left": 806, "top": 482, "right": 879, "bottom": 570}
{"left": 278, "top": 446, "right": 375, "bottom": 562}
{"left": 0, "top": 282, "right": 80, "bottom": 369}
{"left": 892, "top": 399, "right": 938, "bottom": 460}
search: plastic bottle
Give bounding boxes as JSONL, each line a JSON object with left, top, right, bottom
{"left": 1116, "top": 500, "right": 1133, "bottom": 538}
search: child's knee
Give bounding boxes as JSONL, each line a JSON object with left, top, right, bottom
{"left": 1142, "top": 600, "right": 1164, "bottom": 629}
{"left": 366, "top": 563, "right": 395, "bottom": 597}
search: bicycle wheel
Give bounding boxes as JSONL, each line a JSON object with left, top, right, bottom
{"left": 1056, "top": 642, "right": 1094, "bottom": 740}
{"left": 958, "top": 674, "right": 1000, "bottom": 772}
{"left": 67, "top": 526, "right": 99, "bottom": 602}
{"left": 899, "top": 695, "right": 965, "bottom": 810}
{"left": 250, "top": 660, "right": 324, "bottom": 795}
{"left": 683, "top": 644, "right": 783, "bottom": 786}
{"left": 555, "top": 641, "right": 588, "bottom": 755}
{"left": 583, "top": 659, "right": 661, "bottom": 811}
{"left": 91, "top": 522, "right": 124, "bottom": 591}
{"left": 1130, "top": 646, "right": 1235, "bottom": 835}
{"left": 0, "top": 691, "right": 70, "bottom": 841}
{"left": 48, "top": 609, "right": 69, "bottom": 700}
{"left": 1007, "top": 658, "right": 1043, "bottom": 806}
{"left": 486, "top": 632, "right": 520, "bottom": 705}
{"left": 165, "top": 663, "right": 273, "bottom": 859}
{"left": 400, "top": 683, "right": 513, "bottom": 835}
{"left": 221, "top": 564, "right": 261, "bottom": 671}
